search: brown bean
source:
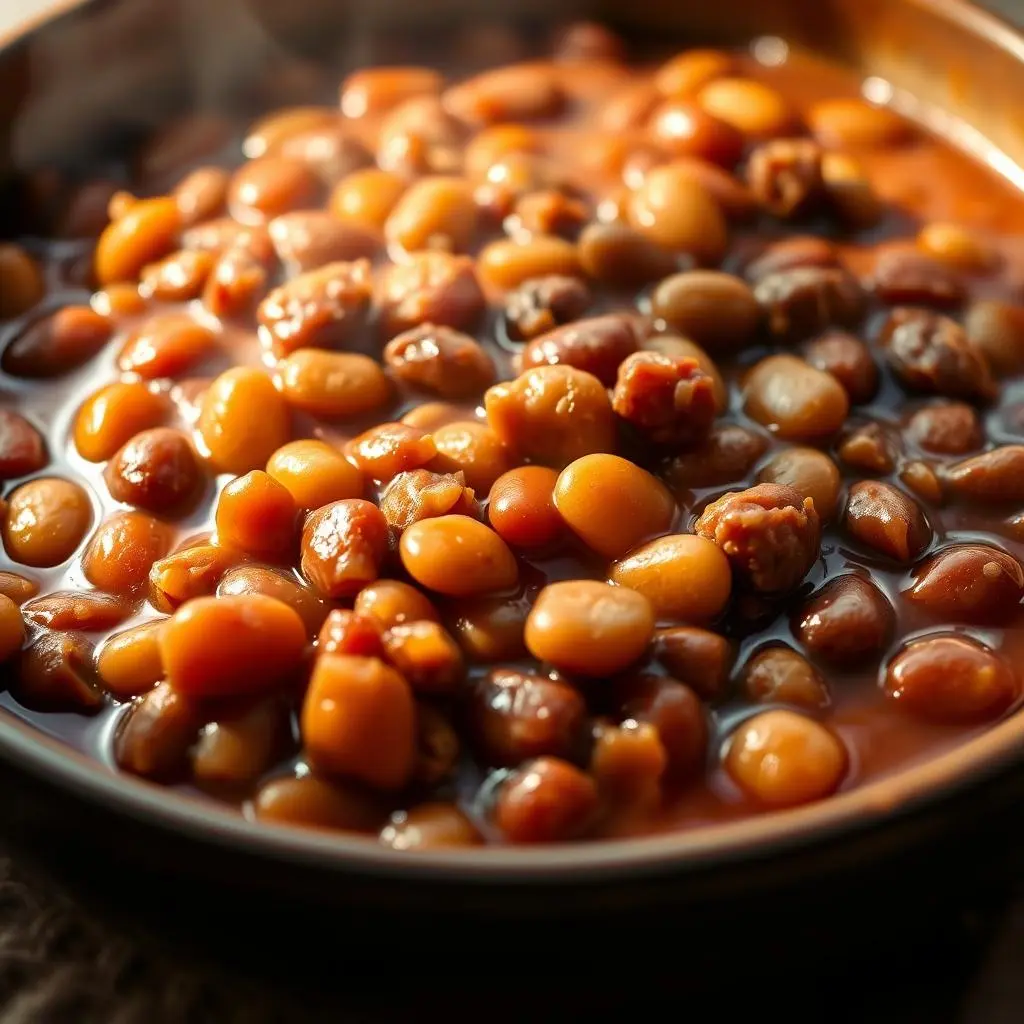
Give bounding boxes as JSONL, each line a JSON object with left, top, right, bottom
{"left": 22, "top": 591, "right": 130, "bottom": 632}
{"left": 301, "top": 499, "right": 389, "bottom": 598}
{"left": 383, "top": 324, "right": 495, "bottom": 399}
{"left": 16, "top": 631, "right": 102, "bottom": 711}
{"left": 844, "top": 481, "right": 931, "bottom": 562}
{"left": 942, "top": 446, "right": 1024, "bottom": 505}
{"left": 917, "top": 222, "right": 996, "bottom": 274}
{"left": 266, "top": 439, "right": 364, "bottom": 510}
{"left": 525, "top": 580, "right": 654, "bottom": 676}
{"left": 379, "top": 468, "right": 477, "bottom": 532}
{"left": 652, "top": 626, "right": 734, "bottom": 700}
{"left": 757, "top": 447, "right": 841, "bottom": 522}
{"left": 400, "top": 515, "right": 517, "bottom": 597}
{"left": 0, "top": 572, "right": 39, "bottom": 606}
{"left": 3, "top": 478, "right": 92, "bottom": 568}
{"left": 278, "top": 128, "right": 374, "bottom": 187}
{"left": 794, "top": 574, "right": 894, "bottom": 665}
{"left": 745, "top": 138, "right": 825, "bottom": 218}
{"left": 837, "top": 423, "right": 897, "bottom": 475}
{"left": 91, "top": 283, "right": 147, "bottom": 320}
{"left": 120, "top": 316, "right": 217, "bottom": 383}
{"left": 478, "top": 235, "right": 582, "bottom": 289}
{"left": 726, "top": 710, "right": 846, "bottom": 806}
{"left": 655, "top": 49, "right": 734, "bottom": 97}
{"left": 0, "top": 412, "right": 46, "bottom": 481}
{"left": 554, "top": 453, "right": 675, "bottom": 559}
{"left": 377, "top": 96, "right": 467, "bottom": 175}
{"left": 74, "top": 382, "right": 170, "bottom": 464}
{"left": 900, "top": 461, "right": 944, "bottom": 505}
{"left": 648, "top": 99, "right": 744, "bottom": 166}
{"left": 449, "top": 592, "right": 529, "bottom": 663}
{"left": 161, "top": 594, "right": 307, "bottom": 697}
{"left": 467, "top": 668, "right": 587, "bottom": 767}
{"left": 106, "top": 428, "right": 202, "bottom": 515}
{"left": 83, "top": 512, "right": 173, "bottom": 595}
{"left": 485, "top": 364, "right": 616, "bottom": 468}
{"left": 884, "top": 636, "right": 1017, "bottom": 724}
{"left": 354, "top": 580, "right": 439, "bottom": 630}
{"left": 803, "top": 331, "right": 878, "bottom": 404}
{"left": 192, "top": 697, "right": 291, "bottom": 786}
{"left": 301, "top": 654, "right": 416, "bottom": 789}
{"left": 905, "top": 402, "right": 983, "bottom": 455}
{"left": 115, "top": 683, "right": 199, "bottom": 779}
{"left": 664, "top": 424, "right": 769, "bottom": 491}
{"left": 907, "top": 544, "right": 1024, "bottom": 624}
{"left": 627, "top": 163, "right": 727, "bottom": 261}
{"left": 174, "top": 166, "right": 230, "bottom": 226}
{"left": 445, "top": 64, "right": 565, "bottom": 124}
{"left": 744, "top": 235, "right": 839, "bottom": 282}
{"left": 0, "top": 244, "right": 45, "bottom": 317}
{"left": 202, "top": 246, "right": 269, "bottom": 320}
{"left": 871, "top": 248, "right": 965, "bottom": 308}
{"left": 258, "top": 259, "right": 373, "bottom": 356}
{"left": 494, "top": 756, "right": 598, "bottom": 843}
{"left": 3, "top": 306, "right": 113, "bottom": 378}
{"left": 577, "top": 223, "right": 677, "bottom": 288}
{"left": 198, "top": 367, "right": 292, "bottom": 474}
{"left": 140, "top": 249, "right": 216, "bottom": 302}
{"left": 694, "top": 483, "right": 821, "bottom": 594}
{"left": 519, "top": 313, "right": 638, "bottom": 387}
{"left": 822, "top": 152, "right": 884, "bottom": 229}
{"left": 215, "top": 471, "right": 297, "bottom": 558}
{"left": 964, "top": 300, "right": 1024, "bottom": 377}
{"left": 413, "top": 704, "right": 461, "bottom": 788}
{"left": 641, "top": 335, "right": 727, "bottom": 414}
{"left": 590, "top": 720, "right": 666, "bottom": 802}
{"left": 244, "top": 106, "right": 342, "bottom": 158}
{"left": 268, "top": 211, "right": 379, "bottom": 273}
{"left": 252, "top": 775, "right": 384, "bottom": 833}
{"left": 754, "top": 267, "right": 865, "bottom": 341}
{"left": 329, "top": 169, "right": 407, "bottom": 230}
{"left": 385, "top": 176, "right": 478, "bottom": 254}
{"left": 879, "top": 308, "right": 996, "bottom": 401}
{"left": 382, "top": 621, "right": 463, "bottom": 695}
{"left": 744, "top": 354, "right": 849, "bottom": 440}
{"left": 697, "top": 78, "right": 795, "bottom": 138}
{"left": 228, "top": 157, "right": 322, "bottom": 225}
{"left": 95, "top": 197, "right": 180, "bottom": 284}
{"left": 380, "top": 804, "right": 482, "bottom": 850}
{"left": 277, "top": 349, "right": 392, "bottom": 419}
{"left": 651, "top": 271, "right": 760, "bottom": 352}
{"left": 502, "top": 275, "right": 591, "bottom": 340}
{"left": 346, "top": 423, "right": 437, "bottom": 482}
{"left": 317, "top": 609, "right": 385, "bottom": 659}
{"left": 340, "top": 67, "right": 442, "bottom": 118}
{"left": 808, "top": 98, "right": 911, "bottom": 149}
{"left": 376, "top": 252, "right": 485, "bottom": 339}
{"left": 743, "top": 646, "right": 829, "bottom": 710}
{"left": 488, "top": 465, "right": 562, "bottom": 549}
{"left": 148, "top": 543, "right": 246, "bottom": 612}
{"left": 429, "top": 421, "right": 511, "bottom": 494}
{"left": 96, "top": 621, "right": 165, "bottom": 697}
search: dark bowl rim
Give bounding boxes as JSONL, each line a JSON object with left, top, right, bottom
{"left": 2, "top": 0, "right": 1024, "bottom": 884}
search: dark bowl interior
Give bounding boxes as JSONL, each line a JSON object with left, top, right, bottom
{"left": 1, "top": 0, "right": 1024, "bottom": 929}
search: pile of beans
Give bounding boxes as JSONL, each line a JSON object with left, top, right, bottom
{"left": 1, "top": 21, "right": 1023, "bottom": 848}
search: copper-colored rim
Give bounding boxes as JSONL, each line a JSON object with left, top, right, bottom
{"left": 1, "top": 0, "right": 1023, "bottom": 883}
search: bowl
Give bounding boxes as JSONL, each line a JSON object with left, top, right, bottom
{"left": 1, "top": 0, "right": 1024, "bottom": 938}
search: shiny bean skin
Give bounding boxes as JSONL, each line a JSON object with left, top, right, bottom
{"left": 215, "top": 471, "right": 297, "bottom": 558}
{"left": 277, "top": 350, "right": 392, "bottom": 419}
{"left": 488, "top": 466, "right": 562, "bottom": 549}
{"left": 757, "top": 447, "right": 842, "bottom": 522}
{"left": 265, "top": 440, "right": 364, "bottom": 510}
{"left": 844, "top": 481, "right": 931, "bottom": 563}
{"left": 380, "top": 804, "right": 482, "bottom": 850}
{"left": 74, "top": 383, "right": 171, "bottom": 464}
{"left": 794, "top": 574, "right": 893, "bottom": 665}
{"left": 83, "top": 512, "right": 174, "bottom": 595}
{"left": 96, "top": 621, "right": 165, "bottom": 698}
{"left": 744, "top": 354, "right": 849, "bottom": 441}
{"left": 301, "top": 499, "right": 390, "bottom": 598}
{"left": 0, "top": 595, "right": 25, "bottom": 663}
{"left": 906, "top": 545, "right": 1024, "bottom": 624}
{"left": 494, "top": 756, "right": 598, "bottom": 843}
{"left": 651, "top": 271, "right": 760, "bottom": 352}
{"left": 354, "top": 580, "right": 439, "bottom": 630}
{"left": 3, "top": 478, "right": 93, "bottom": 568}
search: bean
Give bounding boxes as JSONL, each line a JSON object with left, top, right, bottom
{"left": 266, "top": 439, "right": 364, "bottom": 510}
{"left": 115, "top": 683, "right": 199, "bottom": 779}
{"left": 905, "top": 402, "right": 982, "bottom": 455}
{"left": 917, "top": 222, "right": 996, "bottom": 273}
{"left": 485, "top": 365, "right": 616, "bottom": 468}
{"left": 655, "top": 49, "right": 735, "bottom": 97}
{"left": 744, "top": 354, "right": 849, "bottom": 440}
{"left": 0, "top": 572, "right": 39, "bottom": 605}
{"left": 22, "top": 591, "right": 131, "bottom": 632}
{"left": 477, "top": 235, "right": 581, "bottom": 289}
{"left": 106, "top": 428, "right": 203, "bottom": 515}
{"left": 95, "top": 197, "right": 180, "bottom": 284}
{"left": 743, "top": 646, "right": 828, "bottom": 710}
{"left": 3, "top": 306, "right": 113, "bottom": 378}
{"left": 554, "top": 453, "right": 675, "bottom": 559}
{"left": 610, "top": 534, "right": 731, "bottom": 624}
{"left": 120, "top": 313, "right": 217, "bottom": 383}
{"left": 697, "top": 78, "right": 795, "bottom": 138}
{"left": 725, "top": 710, "right": 846, "bottom": 806}
{"left": 0, "top": 244, "right": 45, "bottom": 317}
{"left": 252, "top": 775, "right": 383, "bottom": 833}
{"left": 244, "top": 106, "right": 342, "bottom": 158}
{"left": 745, "top": 138, "right": 825, "bottom": 218}
{"left": 278, "top": 128, "right": 374, "bottom": 187}
{"left": 525, "top": 579, "right": 653, "bottom": 676}
{"left": 467, "top": 668, "right": 587, "bottom": 766}
{"left": 217, "top": 566, "right": 328, "bottom": 640}
{"left": 744, "top": 235, "right": 839, "bottom": 281}
{"left": 648, "top": 99, "right": 744, "bottom": 166}
{"left": 942, "top": 446, "right": 1024, "bottom": 504}
{"left": 140, "top": 249, "right": 216, "bottom": 302}
{"left": 510, "top": 189, "right": 589, "bottom": 239}
{"left": 627, "top": 164, "right": 727, "bottom": 261}
{"left": 97, "top": 621, "right": 165, "bottom": 697}
{"left": 695, "top": 483, "right": 821, "bottom": 594}
{"left": 376, "top": 252, "right": 485, "bottom": 339}
{"left": 376, "top": 96, "right": 466, "bottom": 175}
{"left": 964, "top": 299, "right": 1024, "bottom": 376}
{"left": 794, "top": 574, "right": 894, "bottom": 665}
{"left": 651, "top": 271, "right": 760, "bottom": 352}
{"left": 258, "top": 259, "right": 373, "bottom": 356}
{"left": 16, "top": 631, "right": 101, "bottom": 711}
{"left": 652, "top": 626, "right": 734, "bottom": 700}
{"left": 379, "top": 469, "right": 477, "bottom": 532}
{"left": 383, "top": 324, "right": 495, "bottom": 399}
{"left": 228, "top": 157, "right": 321, "bottom": 225}
{"left": 412, "top": 702, "right": 461, "bottom": 788}
{"left": 822, "top": 152, "right": 884, "bottom": 229}
{"left": 83, "top": 511, "right": 173, "bottom": 595}
{"left": 192, "top": 697, "right": 291, "bottom": 786}
{"left": 872, "top": 248, "right": 965, "bottom": 308}
{"left": 879, "top": 308, "right": 996, "bottom": 402}
{"left": 807, "top": 98, "right": 911, "bottom": 149}
{"left": 494, "top": 756, "right": 598, "bottom": 843}
{"left": 382, "top": 621, "right": 464, "bottom": 695}
{"left": 91, "top": 284, "right": 147, "bottom": 320}
{"left": 341, "top": 66, "right": 442, "bottom": 118}
{"left": 3, "top": 478, "right": 92, "bottom": 568}
{"left": 503, "top": 274, "right": 592, "bottom": 340}
{"left": 160, "top": 594, "right": 307, "bottom": 697}
{"left": 837, "top": 423, "right": 897, "bottom": 475}
{"left": 203, "top": 246, "right": 269, "bottom": 319}
{"left": 590, "top": 720, "right": 666, "bottom": 801}
{"left": 384, "top": 176, "right": 478, "bottom": 254}
{"left": 347, "top": 423, "right": 437, "bottom": 482}
{"left": 267, "top": 211, "right": 379, "bottom": 274}
{"left": 641, "top": 335, "right": 727, "bottom": 413}
{"left": 380, "top": 804, "right": 482, "bottom": 850}
{"left": 754, "top": 267, "right": 865, "bottom": 341}
{"left": 329, "top": 169, "right": 407, "bottom": 230}
{"left": 174, "top": 166, "right": 230, "bottom": 225}
{"left": 198, "top": 367, "right": 291, "bottom": 474}
{"left": 488, "top": 466, "right": 562, "bottom": 549}
{"left": 900, "top": 461, "right": 943, "bottom": 505}
{"left": 519, "top": 313, "right": 638, "bottom": 387}
{"left": 449, "top": 592, "right": 530, "bottom": 663}
{"left": 907, "top": 544, "right": 1024, "bottom": 624}
{"left": 0, "top": 411, "right": 46, "bottom": 481}
{"left": 301, "top": 654, "right": 416, "bottom": 789}
{"left": 429, "top": 421, "right": 511, "bottom": 493}
{"left": 0, "top": 595, "right": 24, "bottom": 663}
{"left": 757, "top": 447, "right": 841, "bottom": 522}
{"left": 665, "top": 424, "right": 769, "bottom": 491}
{"left": 803, "top": 331, "right": 878, "bottom": 404}
{"left": 844, "top": 481, "right": 931, "bottom": 562}
{"left": 318, "top": 609, "right": 385, "bottom": 659}
{"left": 884, "top": 636, "right": 1017, "bottom": 724}
{"left": 148, "top": 543, "right": 246, "bottom": 612}
{"left": 400, "top": 515, "right": 517, "bottom": 597}
{"left": 74, "top": 382, "right": 170, "bottom": 464}
{"left": 354, "top": 580, "right": 439, "bottom": 630}
{"left": 301, "top": 499, "right": 389, "bottom": 598}
{"left": 445, "top": 64, "right": 565, "bottom": 124}
{"left": 215, "top": 471, "right": 296, "bottom": 557}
